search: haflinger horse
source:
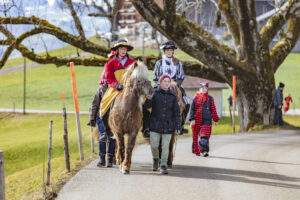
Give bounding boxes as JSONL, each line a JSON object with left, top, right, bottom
{"left": 108, "top": 61, "right": 154, "bottom": 174}
{"left": 158, "top": 80, "right": 186, "bottom": 168}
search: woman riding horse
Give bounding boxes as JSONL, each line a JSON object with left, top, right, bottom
{"left": 100, "top": 39, "right": 135, "bottom": 141}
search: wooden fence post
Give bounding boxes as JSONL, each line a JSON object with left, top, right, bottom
{"left": 70, "top": 62, "right": 84, "bottom": 161}
{"left": 46, "top": 120, "right": 53, "bottom": 185}
{"left": 0, "top": 151, "right": 5, "bottom": 200}
{"left": 62, "top": 98, "right": 70, "bottom": 172}
{"left": 89, "top": 108, "right": 95, "bottom": 153}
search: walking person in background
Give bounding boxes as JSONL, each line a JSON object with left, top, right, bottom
{"left": 144, "top": 75, "right": 181, "bottom": 175}
{"left": 87, "top": 51, "right": 116, "bottom": 167}
{"left": 284, "top": 93, "right": 293, "bottom": 113}
{"left": 273, "top": 82, "right": 285, "bottom": 126}
{"left": 142, "top": 40, "right": 189, "bottom": 138}
{"left": 189, "top": 82, "right": 219, "bottom": 157}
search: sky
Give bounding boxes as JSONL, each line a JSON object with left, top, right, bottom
{"left": 0, "top": 0, "right": 111, "bottom": 58}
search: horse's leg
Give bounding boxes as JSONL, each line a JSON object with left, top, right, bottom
{"left": 121, "top": 133, "right": 137, "bottom": 174}
{"left": 167, "top": 132, "right": 176, "bottom": 168}
{"left": 158, "top": 137, "right": 162, "bottom": 161}
{"left": 115, "top": 133, "right": 125, "bottom": 169}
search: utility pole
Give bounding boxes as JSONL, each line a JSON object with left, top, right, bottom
{"left": 23, "top": 57, "right": 26, "bottom": 114}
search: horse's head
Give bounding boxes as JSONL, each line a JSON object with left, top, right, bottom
{"left": 123, "top": 61, "right": 154, "bottom": 99}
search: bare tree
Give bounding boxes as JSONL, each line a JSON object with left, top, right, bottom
{"left": 131, "top": 0, "right": 300, "bottom": 130}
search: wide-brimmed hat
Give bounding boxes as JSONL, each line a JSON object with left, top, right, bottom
{"left": 111, "top": 39, "right": 134, "bottom": 51}
{"left": 160, "top": 40, "right": 177, "bottom": 50}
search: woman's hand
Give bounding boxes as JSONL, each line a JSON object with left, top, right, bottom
{"left": 190, "top": 120, "right": 195, "bottom": 126}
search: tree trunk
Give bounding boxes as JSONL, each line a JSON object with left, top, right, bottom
{"left": 236, "top": 77, "right": 275, "bottom": 131}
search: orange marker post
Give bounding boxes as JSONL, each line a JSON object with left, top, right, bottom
{"left": 70, "top": 62, "right": 84, "bottom": 161}
{"left": 232, "top": 75, "right": 236, "bottom": 133}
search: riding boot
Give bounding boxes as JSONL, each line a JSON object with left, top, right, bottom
{"left": 100, "top": 110, "right": 113, "bottom": 141}
{"left": 97, "top": 154, "right": 106, "bottom": 167}
{"left": 106, "top": 154, "right": 114, "bottom": 168}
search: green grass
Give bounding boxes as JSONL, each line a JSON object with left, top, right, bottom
{"left": 283, "top": 115, "right": 300, "bottom": 127}
{"left": 0, "top": 64, "right": 103, "bottom": 111}
{"left": 0, "top": 113, "right": 97, "bottom": 199}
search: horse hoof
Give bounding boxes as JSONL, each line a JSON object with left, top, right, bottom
{"left": 121, "top": 169, "right": 130, "bottom": 174}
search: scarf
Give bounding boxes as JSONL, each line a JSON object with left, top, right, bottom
{"left": 162, "top": 54, "right": 176, "bottom": 78}
{"left": 195, "top": 92, "right": 208, "bottom": 103}
{"left": 116, "top": 55, "right": 128, "bottom": 66}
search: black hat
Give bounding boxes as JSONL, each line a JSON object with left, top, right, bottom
{"left": 279, "top": 82, "right": 285, "bottom": 88}
{"left": 111, "top": 39, "right": 134, "bottom": 51}
{"left": 160, "top": 40, "right": 177, "bottom": 50}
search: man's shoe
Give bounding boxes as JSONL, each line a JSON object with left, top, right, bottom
{"left": 142, "top": 129, "right": 150, "bottom": 138}
{"left": 203, "top": 152, "right": 209, "bottom": 157}
{"left": 153, "top": 158, "right": 159, "bottom": 171}
{"left": 97, "top": 155, "right": 106, "bottom": 167}
{"left": 160, "top": 165, "right": 168, "bottom": 175}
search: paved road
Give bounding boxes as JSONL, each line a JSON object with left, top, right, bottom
{"left": 0, "top": 62, "right": 40, "bottom": 75}
{"left": 56, "top": 130, "right": 300, "bottom": 200}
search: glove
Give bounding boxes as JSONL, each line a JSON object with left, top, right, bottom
{"left": 116, "top": 84, "right": 124, "bottom": 91}
{"left": 87, "top": 119, "right": 96, "bottom": 127}
{"left": 176, "top": 129, "right": 181, "bottom": 136}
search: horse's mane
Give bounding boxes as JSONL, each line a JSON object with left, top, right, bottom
{"left": 123, "top": 61, "right": 149, "bottom": 86}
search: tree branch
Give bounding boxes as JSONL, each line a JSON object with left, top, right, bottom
{"left": 132, "top": 0, "right": 253, "bottom": 81}
{"left": 0, "top": 16, "right": 110, "bottom": 57}
{"left": 260, "top": 0, "right": 300, "bottom": 46}
{"left": 0, "top": 26, "right": 43, "bottom": 68}
{"left": 0, "top": 39, "right": 10, "bottom": 45}
{"left": 236, "top": 0, "right": 262, "bottom": 63}
{"left": 63, "top": 0, "right": 86, "bottom": 40}
{"left": 88, "top": 13, "right": 112, "bottom": 18}
{"left": 218, "top": 0, "right": 240, "bottom": 46}
{"left": 271, "top": 16, "right": 300, "bottom": 72}
{"left": 163, "top": 0, "right": 176, "bottom": 29}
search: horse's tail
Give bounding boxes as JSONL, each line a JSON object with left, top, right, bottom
{"left": 92, "top": 127, "right": 99, "bottom": 143}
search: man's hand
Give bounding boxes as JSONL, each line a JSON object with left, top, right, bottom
{"left": 116, "top": 84, "right": 124, "bottom": 91}
{"left": 176, "top": 130, "right": 181, "bottom": 136}
{"left": 87, "top": 119, "right": 96, "bottom": 127}
{"left": 214, "top": 122, "right": 218, "bottom": 127}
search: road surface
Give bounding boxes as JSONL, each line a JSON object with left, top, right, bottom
{"left": 56, "top": 130, "right": 300, "bottom": 200}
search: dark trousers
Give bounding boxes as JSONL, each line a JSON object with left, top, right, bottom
{"left": 199, "top": 137, "right": 210, "bottom": 152}
{"left": 274, "top": 106, "right": 284, "bottom": 126}
{"left": 96, "top": 116, "right": 115, "bottom": 156}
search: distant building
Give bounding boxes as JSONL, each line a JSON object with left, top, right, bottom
{"left": 182, "top": 76, "right": 228, "bottom": 118}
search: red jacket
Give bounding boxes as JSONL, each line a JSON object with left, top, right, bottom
{"left": 104, "top": 56, "right": 135, "bottom": 90}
